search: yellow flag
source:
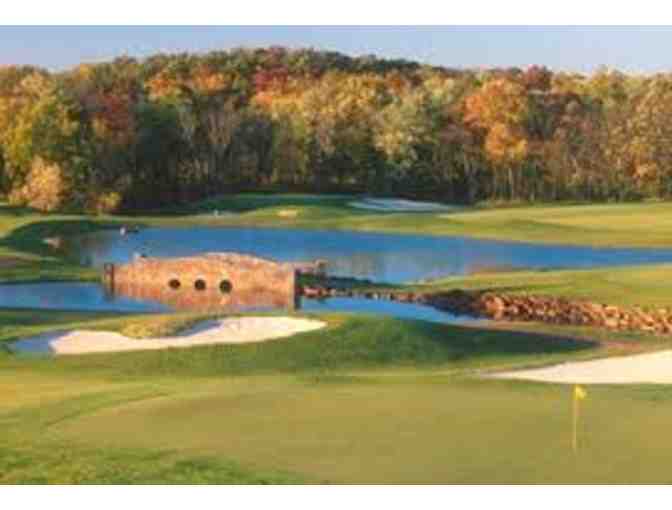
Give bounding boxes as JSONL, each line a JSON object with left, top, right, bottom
{"left": 572, "top": 385, "right": 587, "bottom": 452}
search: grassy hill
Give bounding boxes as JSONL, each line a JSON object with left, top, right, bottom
{"left": 0, "top": 310, "right": 670, "bottom": 483}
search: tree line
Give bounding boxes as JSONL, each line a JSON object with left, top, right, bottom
{"left": 1, "top": 46, "right": 671, "bottom": 213}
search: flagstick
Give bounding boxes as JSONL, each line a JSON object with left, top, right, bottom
{"left": 572, "top": 394, "right": 579, "bottom": 454}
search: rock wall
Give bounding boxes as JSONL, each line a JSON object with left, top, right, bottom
{"left": 104, "top": 253, "right": 297, "bottom": 312}
{"left": 427, "top": 290, "right": 672, "bottom": 334}
{"left": 299, "top": 281, "right": 672, "bottom": 335}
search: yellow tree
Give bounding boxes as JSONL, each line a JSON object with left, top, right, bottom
{"left": 2, "top": 72, "right": 85, "bottom": 186}
{"left": 0, "top": 68, "right": 51, "bottom": 185}
{"left": 464, "top": 78, "right": 531, "bottom": 199}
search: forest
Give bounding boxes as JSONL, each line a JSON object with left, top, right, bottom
{"left": 1, "top": 46, "right": 671, "bottom": 213}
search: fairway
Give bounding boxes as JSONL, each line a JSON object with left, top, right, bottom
{"left": 167, "top": 196, "right": 672, "bottom": 248}
{"left": 402, "top": 263, "right": 672, "bottom": 309}
{"left": 3, "top": 199, "right": 672, "bottom": 483}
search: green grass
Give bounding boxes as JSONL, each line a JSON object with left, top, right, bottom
{"left": 49, "top": 377, "right": 672, "bottom": 484}
{"left": 0, "top": 312, "right": 603, "bottom": 377}
{"left": 4, "top": 197, "right": 672, "bottom": 482}
{"left": 11, "top": 376, "right": 672, "bottom": 484}
{"left": 0, "top": 207, "right": 118, "bottom": 283}
{"left": 0, "top": 305, "right": 668, "bottom": 485}
{"left": 0, "top": 441, "right": 304, "bottom": 484}
{"left": 164, "top": 192, "right": 358, "bottom": 215}
{"left": 152, "top": 194, "right": 672, "bottom": 248}
{"left": 2, "top": 309, "right": 672, "bottom": 483}
{"left": 0, "top": 312, "right": 644, "bottom": 483}
{"left": 0, "top": 309, "right": 218, "bottom": 345}
{"left": 366, "top": 263, "right": 672, "bottom": 310}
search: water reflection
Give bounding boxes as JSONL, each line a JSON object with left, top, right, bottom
{"left": 68, "top": 227, "right": 672, "bottom": 284}
{"left": 0, "top": 282, "right": 170, "bottom": 313}
{"left": 0, "top": 282, "right": 473, "bottom": 326}
{"left": 301, "top": 296, "right": 478, "bottom": 325}
{"left": 110, "top": 279, "right": 297, "bottom": 313}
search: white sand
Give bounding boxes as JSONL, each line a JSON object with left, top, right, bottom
{"left": 255, "top": 193, "right": 353, "bottom": 200}
{"left": 491, "top": 350, "right": 672, "bottom": 384}
{"left": 277, "top": 209, "right": 300, "bottom": 218}
{"left": 348, "top": 198, "right": 460, "bottom": 213}
{"left": 10, "top": 317, "right": 326, "bottom": 356}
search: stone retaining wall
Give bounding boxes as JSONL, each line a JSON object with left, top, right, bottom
{"left": 300, "top": 282, "right": 672, "bottom": 335}
{"left": 429, "top": 290, "right": 672, "bottom": 334}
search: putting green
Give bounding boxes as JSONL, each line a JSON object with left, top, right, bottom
{"left": 49, "top": 376, "right": 672, "bottom": 483}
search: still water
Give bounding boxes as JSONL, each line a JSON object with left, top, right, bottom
{"left": 3, "top": 226, "right": 672, "bottom": 321}
{"left": 0, "top": 281, "right": 474, "bottom": 325}
{"left": 69, "top": 226, "right": 672, "bottom": 284}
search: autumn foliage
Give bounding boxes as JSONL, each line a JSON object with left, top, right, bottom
{"left": 8, "top": 157, "right": 72, "bottom": 212}
{"left": 0, "top": 48, "right": 670, "bottom": 212}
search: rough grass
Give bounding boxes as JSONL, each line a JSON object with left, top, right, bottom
{"left": 0, "top": 313, "right": 602, "bottom": 377}
{"left": 0, "top": 443, "right": 305, "bottom": 484}
{"left": 116, "top": 313, "right": 220, "bottom": 339}
{"left": 0, "top": 309, "right": 216, "bottom": 345}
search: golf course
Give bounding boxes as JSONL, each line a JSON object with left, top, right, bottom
{"left": 3, "top": 196, "right": 672, "bottom": 483}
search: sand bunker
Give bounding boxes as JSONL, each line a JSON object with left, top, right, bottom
{"left": 277, "top": 209, "right": 300, "bottom": 218}
{"left": 492, "top": 350, "right": 672, "bottom": 384}
{"left": 348, "top": 198, "right": 460, "bottom": 213}
{"left": 10, "top": 317, "right": 325, "bottom": 356}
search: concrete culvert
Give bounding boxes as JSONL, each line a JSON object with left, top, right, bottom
{"left": 168, "top": 279, "right": 181, "bottom": 290}
{"left": 220, "top": 280, "right": 233, "bottom": 294}
{"left": 194, "top": 279, "right": 207, "bottom": 291}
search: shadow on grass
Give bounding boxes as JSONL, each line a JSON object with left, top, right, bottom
{"left": 0, "top": 308, "right": 118, "bottom": 331}
{"left": 0, "top": 204, "right": 38, "bottom": 217}
{"left": 1, "top": 219, "right": 121, "bottom": 254}
{"left": 2, "top": 217, "right": 129, "bottom": 263}
{"left": 0, "top": 218, "right": 131, "bottom": 283}
{"left": 145, "top": 192, "right": 361, "bottom": 217}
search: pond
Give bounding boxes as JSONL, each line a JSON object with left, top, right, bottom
{"left": 69, "top": 226, "right": 672, "bottom": 283}
{"left": 3, "top": 225, "right": 672, "bottom": 323}
{"left": 0, "top": 281, "right": 476, "bottom": 325}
